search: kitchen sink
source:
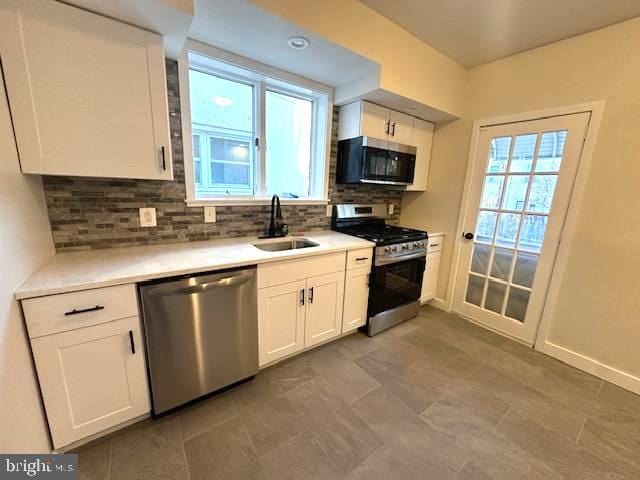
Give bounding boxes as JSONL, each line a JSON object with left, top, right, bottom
{"left": 253, "top": 238, "right": 319, "bottom": 252}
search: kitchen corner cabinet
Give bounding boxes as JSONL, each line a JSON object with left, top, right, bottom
{"left": 0, "top": 0, "right": 173, "bottom": 180}
{"left": 339, "top": 100, "right": 414, "bottom": 145}
{"left": 406, "top": 118, "right": 435, "bottom": 191}
{"left": 421, "top": 234, "right": 444, "bottom": 303}
{"left": 22, "top": 285, "right": 150, "bottom": 449}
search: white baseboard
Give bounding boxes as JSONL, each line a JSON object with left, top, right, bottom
{"left": 541, "top": 341, "right": 640, "bottom": 396}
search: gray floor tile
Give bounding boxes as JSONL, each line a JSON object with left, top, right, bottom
{"left": 184, "top": 416, "right": 264, "bottom": 480}
{"left": 402, "top": 330, "right": 480, "bottom": 376}
{"left": 259, "top": 431, "right": 341, "bottom": 480}
{"left": 109, "top": 417, "right": 188, "bottom": 480}
{"left": 177, "top": 392, "right": 238, "bottom": 441}
{"left": 260, "top": 354, "right": 319, "bottom": 392}
{"left": 454, "top": 462, "right": 496, "bottom": 479}
{"left": 346, "top": 445, "right": 420, "bottom": 480}
{"left": 330, "top": 331, "right": 378, "bottom": 360}
{"left": 498, "top": 409, "right": 628, "bottom": 480}
{"left": 286, "top": 378, "right": 383, "bottom": 474}
{"left": 74, "top": 437, "right": 111, "bottom": 480}
{"left": 231, "top": 375, "right": 306, "bottom": 456}
{"left": 472, "top": 344, "right": 542, "bottom": 385}
{"left": 598, "top": 382, "right": 640, "bottom": 416}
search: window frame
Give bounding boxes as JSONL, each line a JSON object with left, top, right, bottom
{"left": 178, "top": 41, "right": 333, "bottom": 206}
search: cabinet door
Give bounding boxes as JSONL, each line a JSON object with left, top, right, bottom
{"left": 0, "top": 0, "right": 172, "bottom": 180}
{"left": 305, "top": 272, "right": 345, "bottom": 347}
{"left": 389, "top": 110, "right": 414, "bottom": 145}
{"left": 406, "top": 118, "right": 435, "bottom": 191}
{"left": 421, "top": 250, "right": 442, "bottom": 303}
{"left": 31, "top": 317, "right": 150, "bottom": 449}
{"left": 360, "top": 102, "right": 391, "bottom": 140}
{"left": 342, "top": 266, "right": 370, "bottom": 333}
{"left": 258, "top": 280, "right": 306, "bottom": 366}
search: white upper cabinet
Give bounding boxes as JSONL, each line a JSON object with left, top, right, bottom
{"left": 388, "top": 110, "right": 414, "bottom": 145}
{"left": 0, "top": 0, "right": 173, "bottom": 180}
{"left": 339, "top": 101, "right": 414, "bottom": 144}
{"left": 406, "top": 118, "right": 435, "bottom": 191}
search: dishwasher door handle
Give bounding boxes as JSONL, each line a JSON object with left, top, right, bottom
{"left": 176, "top": 271, "right": 254, "bottom": 294}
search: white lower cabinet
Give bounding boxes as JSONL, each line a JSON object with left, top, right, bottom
{"left": 342, "top": 266, "right": 370, "bottom": 333}
{"left": 258, "top": 280, "right": 306, "bottom": 366}
{"left": 421, "top": 234, "right": 444, "bottom": 303}
{"left": 31, "top": 316, "right": 150, "bottom": 449}
{"left": 305, "top": 272, "right": 345, "bottom": 347}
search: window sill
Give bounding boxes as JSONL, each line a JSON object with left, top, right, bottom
{"left": 186, "top": 198, "right": 330, "bottom": 207}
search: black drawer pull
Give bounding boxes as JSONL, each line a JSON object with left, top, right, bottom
{"left": 64, "top": 305, "right": 104, "bottom": 316}
{"left": 430, "top": 243, "right": 439, "bottom": 247}
{"left": 129, "top": 330, "right": 136, "bottom": 355}
{"left": 355, "top": 257, "right": 369, "bottom": 261}
{"left": 161, "top": 146, "right": 167, "bottom": 171}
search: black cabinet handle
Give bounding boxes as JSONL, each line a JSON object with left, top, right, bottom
{"left": 161, "top": 146, "right": 167, "bottom": 171}
{"left": 384, "top": 120, "right": 390, "bottom": 135}
{"left": 309, "top": 287, "right": 314, "bottom": 304}
{"left": 391, "top": 122, "right": 396, "bottom": 136}
{"left": 355, "top": 256, "right": 369, "bottom": 261}
{"left": 64, "top": 305, "right": 104, "bottom": 316}
{"left": 129, "top": 330, "right": 136, "bottom": 355}
{"left": 300, "top": 289, "right": 305, "bottom": 306}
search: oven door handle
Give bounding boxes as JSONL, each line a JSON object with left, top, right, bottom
{"left": 375, "top": 251, "right": 426, "bottom": 266}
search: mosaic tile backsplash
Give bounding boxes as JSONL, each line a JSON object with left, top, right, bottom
{"left": 43, "top": 60, "right": 404, "bottom": 252}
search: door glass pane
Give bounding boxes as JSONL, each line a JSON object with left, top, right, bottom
{"left": 527, "top": 175, "right": 557, "bottom": 213}
{"left": 480, "top": 176, "right": 504, "bottom": 209}
{"left": 513, "top": 252, "right": 538, "bottom": 288}
{"left": 536, "top": 131, "right": 567, "bottom": 172}
{"left": 476, "top": 211, "right": 498, "bottom": 243}
{"left": 466, "top": 275, "right": 485, "bottom": 306}
{"left": 471, "top": 244, "right": 491, "bottom": 275}
{"left": 487, "top": 136, "right": 511, "bottom": 173}
{"left": 506, "top": 287, "right": 531, "bottom": 322}
{"left": 485, "top": 281, "right": 506, "bottom": 313}
{"left": 502, "top": 176, "right": 529, "bottom": 211}
{"left": 491, "top": 248, "right": 513, "bottom": 280}
{"left": 510, "top": 134, "right": 537, "bottom": 172}
{"left": 266, "top": 90, "right": 313, "bottom": 198}
{"left": 519, "top": 215, "right": 548, "bottom": 252}
{"left": 496, "top": 213, "right": 521, "bottom": 248}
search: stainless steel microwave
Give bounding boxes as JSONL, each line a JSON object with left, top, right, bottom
{"left": 336, "top": 136, "right": 417, "bottom": 185}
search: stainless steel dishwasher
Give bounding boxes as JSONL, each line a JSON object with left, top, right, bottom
{"left": 139, "top": 266, "right": 258, "bottom": 414}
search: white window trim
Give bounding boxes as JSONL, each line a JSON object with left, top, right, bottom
{"left": 178, "top": 40, "right": 334, "bottom": 206}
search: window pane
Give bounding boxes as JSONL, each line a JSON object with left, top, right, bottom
{"left": 506, "top": 287, "right": 530, "bottom": 322}
{"left": 510, "top": 134, "right": 537, "bottom": 172}
{"left": 471, "top": 243, "right": 491, "bottom": 275}
{"left": 485, "top": 281, "right": 506, "bottom": 313}
{"left": 502, "top": 176, "right": 529, "bottom": 211}
{"left": 536, "top": 131, "right": 566, "bottom": 172}
{"left": 475, "top": 211, "right": 498, "bottom": 243}
{"left": 192, "top": 134, "right": 201, "bottom": 184}
{"left": 480, "top": 175, "right": 504, "bottom": 209}
{"left": 189, "top": 69, "right": 254, "bottom": 196}
{"left": 496, "top": 213, "right": 521, "bottom": 248}
{"left": 513, "top": 252, "right": 538, "bottom": 288}
{"left": 491, "top": 248, "right": 513, "bottom": 280}
{"left": 487, "top": 136, "right": 511, "bottom": 173}
{"left": 527, "top": 175, "right": 557, "bottom": 213}
{"left": 466, "top": 275, "right": 485, "bottom": 307}
{"left": 265, "top": 90, "right": 312, "bottom": 197}
{"left": 519, "top": 215, "right": 548, "bottom": 252}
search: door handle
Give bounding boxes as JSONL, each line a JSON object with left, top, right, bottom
{"left": 309, "top": 287, "right": 314, "bottom": 304}
{"left": 463, "top": 232, "right": 474, "bottom": 240}
{"left": 390, "top": 122, "right": 396, "bottom": 136}
{"left": 161, "top": 146, "right": 167, "bottom": 171}
{"left": 384, "top": 120, "right": 390, "bottom": 135}
{"left": 128, "top": 330, "right": 136, "bottom": 355}
{"left": 300, "top": 288, "right": 305, "bottom": 306}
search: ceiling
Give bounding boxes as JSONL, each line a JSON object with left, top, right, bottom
{"left": 360, "top": 0, "right": 640, "bottom": 68}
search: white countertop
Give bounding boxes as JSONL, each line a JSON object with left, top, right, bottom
{"left": 16, "top": 231, "right": 375, "bottom": 300}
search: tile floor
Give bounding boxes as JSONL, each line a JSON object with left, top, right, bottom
{"left": 73, "top": 305, "right": 640, "bottom": 479}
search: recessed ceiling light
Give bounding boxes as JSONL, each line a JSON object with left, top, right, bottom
{"left": 287, "top": 36, "right": 310, "bottom": 50}
{"left": 212, "top": 96, "right": 233, "bottom": 107}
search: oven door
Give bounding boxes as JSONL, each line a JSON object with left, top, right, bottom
{"left": 369, "top": 254, "right": 426, "bottom": 317}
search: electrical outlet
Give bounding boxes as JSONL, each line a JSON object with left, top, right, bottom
{"left": 325, "top": 205, "right": 333, "bottom": 217}
{"left": 388, "top": 203, "right": 395, "bottom": 215}
{"left": 204, "top": 206, "right": 216, "bottom": 223}
{"left": 139, "top": 207, "right": 156, "bottom": 227}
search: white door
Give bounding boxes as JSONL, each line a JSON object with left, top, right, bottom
{"left": 360, "top": 101, "right": 392, "bottom": 139}
{"left": 305, "top": 272, "right": 345, "bottom": 347}
{"left": 258, "top": 280, "right": 306, "bottom": 366}
{"left": 342, "top": 267, "right": 370, "bottom": 333}
{"left": 0, "top": 0, "right": 172, "bottom": 180}
{"left": 453, "top": 113, "right": 590, "bottom": 343}
{"left": 389, "top": 110, "right": 414, "bottom": 145}
{"left": 30, "top": 317, "right": 150, "bottom": 449}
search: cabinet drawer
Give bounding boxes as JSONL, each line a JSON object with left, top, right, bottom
{"left": 346, "top": 248, "right": 373, "bottom": 270}
{"left": 22, "top": 284, "right": 138, "bottom": 338}
{"left": 258, "top": 253, "right": 345, "bottom": 289}
{"left": 427, "top": 235, "right": 444, "bottom": 253}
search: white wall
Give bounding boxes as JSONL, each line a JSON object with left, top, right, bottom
{"left": 0, "top": 68, "right": 55, "bottom": 452}
{"left": 402, "top": 17, "right": 640, "bottom": 382}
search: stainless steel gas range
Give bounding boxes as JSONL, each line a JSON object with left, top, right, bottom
{"left": 332, "top": 204, "right": 428, "bottom": 336}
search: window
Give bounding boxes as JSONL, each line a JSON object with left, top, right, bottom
{"left": 181, "top": 47, "right": 331, "bottom": 205}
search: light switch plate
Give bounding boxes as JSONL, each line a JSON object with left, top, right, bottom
{"left": 325, "top": 205, "right": 333, "bottom": 217}
{"left": 139, "top": 207, "right": 156, "bottom": 227}
{"left": 204, "top": 206, "right": 216, "bottom": 223}
{"left": 388, "top": 203, "right": 395, "bottom": 215}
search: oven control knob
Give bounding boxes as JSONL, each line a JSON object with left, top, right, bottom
{"left": 384, "top": 247, "right": 390, "bottom": 253}
{"left": 402, "top": 244, "right": 409, "bottom": 250}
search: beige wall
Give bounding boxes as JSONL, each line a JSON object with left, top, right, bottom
{"left": 402, "top": 17, "right": 640, "bottom": 378}
{"left": 0, "top": 69, "right": 54, "bottom": 451}
{"left": 250, "top": 0, "right": 467, "bottom": 118}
